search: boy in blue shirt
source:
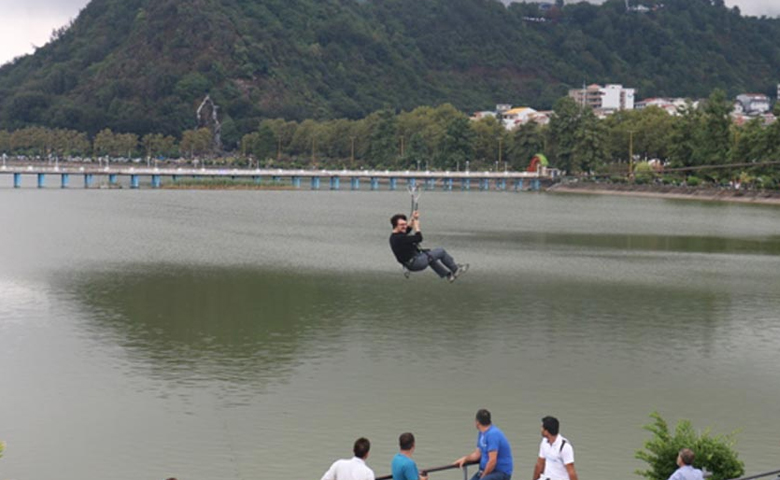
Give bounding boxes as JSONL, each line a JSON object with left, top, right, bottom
{"left": 392, "top": 432, "right": 428, "bottom": 480}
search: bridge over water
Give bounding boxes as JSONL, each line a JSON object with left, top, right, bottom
{"left": 0, "top": 165, "right": 556, "bottom": 191}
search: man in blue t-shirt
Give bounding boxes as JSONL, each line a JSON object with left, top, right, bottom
{"left": 392, "top": 432, "right": 428, "bottom": 480}
{"left": 455, "top": 409, "right": 513, "bottom": 480}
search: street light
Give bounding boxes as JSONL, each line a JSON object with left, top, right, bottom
{"left": 350, "top": 136, "right": 356, "bottom": 169}
{"left": 497, "top": 136, "right": 503, "bottom": 167}
{"left": 628, "top": 130, "right": 634, "bottom": 178}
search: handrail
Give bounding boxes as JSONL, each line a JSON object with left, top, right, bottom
{"left": 376, "top": 460, "right": 480, "bottom": 480}
{"left": 729, "top": 469, "right": 780, "bottom": 480}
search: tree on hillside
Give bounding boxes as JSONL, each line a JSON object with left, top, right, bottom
{"left": 436, "top": 116, "right": 475, "bottom": 171}
{"left": 547, "top": 97, "right": 584, "bottom": 173}
{"left": 508, "top": 122, "right": 545, "bottom": 171}
{"left": 696, "top": 89, "right": 733, "bottom": 170}
{"left": 365, "top": 110, "right": 399, "bottom": 169}
{"left": 180, "top": 128, "right": 212, "bottom": 159}
{"left": 471, "top": 116, "right": 506, "bottom": 166}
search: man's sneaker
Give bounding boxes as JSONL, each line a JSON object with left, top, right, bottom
{"left": 449, "top": 264, "right": 469, "bottom": 282}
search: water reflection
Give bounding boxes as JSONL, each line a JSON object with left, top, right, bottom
{"left": 68, "top": 263, "right": 737, "bottom": 389}
{"left": 71, "top": 266, "right": 357, "bottom": 391}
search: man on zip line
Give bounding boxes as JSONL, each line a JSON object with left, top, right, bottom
{"left": 389, "top": 209, "right": 467, "bottom": 282}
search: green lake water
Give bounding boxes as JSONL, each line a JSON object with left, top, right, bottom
{"left": 1, "top": 188, "right": 779, "bottom": 480}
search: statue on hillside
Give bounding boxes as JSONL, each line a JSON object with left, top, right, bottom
{"left": 196, "top": 94, "right": 222, "bottom": 154}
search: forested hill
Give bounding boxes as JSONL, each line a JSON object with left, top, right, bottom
{"left": 1, "top": 0, "right": 780, "bottom": 144}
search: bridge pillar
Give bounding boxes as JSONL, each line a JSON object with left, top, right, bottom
{"left": 408, "top": 178, "right": 416, "bottom": 188}
{"left": 13, "top": 173, "right": 21, "bottom": 188}
{"left": 370, "top": 177, "right": 379, "bottom": 191}
{"left": 61, "top": 173, "right": 70, "bottom": 189}
{"left": 311, "top": 176, "right": 321, "bottom": 190}
{"left": 444, "top": 178, "right": 453, "bottom": 191}
{"left": 272, "top": 175, "right": 282, "bottom": 185}
{"left": 37, "top": 173, "right": 45, "bottom": 189}
{"left": 84, "top": 174, "right": 94, "bottom": 189}
{"left": 497, "top": 178, "right": 507, "bottom": 191}
{"left": 461, "top": 178, "right": 471, "bottom": 191}
{"left": 292, "top": 176, "right": 301, "bottom": 188}
{"left": 389, "top": 177, "right": 397, "bottom": 190}
{"left": 480, "top": 178, "right": 490, "bottom": 191}
{"left": 130, "top": 175, "right": 140, "bottom": 189}
{"left": 532, "top": 179, "right": 541, "bottom": 191}
{"left": 514, "top": 179, "right": 524, "bottom": 191}
{"left": 109, "top": 174, "right": 118, "bottom": 186}
{"left": 330, "top": 176, "right": 340, "bottom": 190}
{"left": 350, "top": 177, "right": 360, "bottom": 190}
{"left": 425, "top": 178, "right": 435, "bottom": 190}
{"left": 151, "top": 175, "right": 161, "bottom": 188}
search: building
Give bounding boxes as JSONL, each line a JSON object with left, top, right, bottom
{"left": 735, "top": 94, "right": 771, "bottom": 116}
{"left": 501, "top": 107, "right": 538, "bottom": 129}
{"left": 635, "top": 97, "right": 689, "bottom": 115}
{"left": 568, "top": 84, "right": 635, "bottom": 112}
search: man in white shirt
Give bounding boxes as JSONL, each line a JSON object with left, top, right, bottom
{"left": 667, "top": 448, "right": 704, "bottom": 480}
{"left": 322, "top": 437, "right": 376, "bottom": 480}
{"left": 532, "top": 416, "right": 578, "bottom": 480}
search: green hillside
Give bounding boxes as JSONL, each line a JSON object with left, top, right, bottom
{"left": 1, "top": 0, "right": 779, "bottom": 145}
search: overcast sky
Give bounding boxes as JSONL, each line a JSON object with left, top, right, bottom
{"left": 1, "top": 0, "right": 780, "bottom": 66}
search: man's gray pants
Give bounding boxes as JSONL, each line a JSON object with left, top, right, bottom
{"left": 407, "top": 248, "right": 457, "bottom": 278}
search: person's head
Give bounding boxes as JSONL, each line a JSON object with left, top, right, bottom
{"left": 678, "top": 448, "right": 695, "bottom": 466}
{"left": 399, "top": 432, "right": 415, "bottom": 451}
{"left": 354, "top": 437, "right": 371, "bottom": 459}
{"left": 391, "top": 214, "right": 408, "bottom": 231}
{"left": 475, "top": 409, "right": 492, "bottom": 428}
{"left": 542, "top": 416, "right": 560, "bottom": 437}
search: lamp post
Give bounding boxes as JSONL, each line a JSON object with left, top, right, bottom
{"left": 350, "top": 136, "right": 356, "bottom": 169}
{"left": 497, "top": 136, "right": 503, "bottom": 166}
{"left": 628, "top": 130, "right": 634, "bottom": 178}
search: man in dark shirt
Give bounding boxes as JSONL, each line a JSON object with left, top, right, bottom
{"left": 389, "top": 210, "right": 467, "bottom": 282}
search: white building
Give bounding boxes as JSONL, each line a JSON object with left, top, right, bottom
{"left": 635, "top": 97, "right": 689, "bottom": 115}
{"left": 501, "top": 107, "right": 538, "bottom": 129}
{"left": 736, "top": 94, "right": 771, "bottom": 115}
{"left": 568, "top": 84, "right": 635, "bottom": 112}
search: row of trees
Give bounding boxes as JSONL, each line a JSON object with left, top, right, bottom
{"left": 0, "top": 127, "right": 211, "bottom": 161}
{"left": 241, "top": 90, "right": 780, "bottom": 185}
{"left": 3, "top": 91, "right": 780, "bottom": 185}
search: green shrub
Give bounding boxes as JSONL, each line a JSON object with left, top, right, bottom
{"left": 686, "top": 176, "right": 701, "bottom": 187}
{"left": 635, "top": 412, "right": 744, "bottom": 480}
{"left": 0, "top": 440, "right": 4, "bottom": 460}
{"left": 757, "top": 176, "right": 778, "bottom": 190}
{"left": 660, "top": 175, "right": 678, "bottom": 185}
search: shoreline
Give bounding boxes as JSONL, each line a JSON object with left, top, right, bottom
{"left": 548, "top": 183, "right": 780, "bottom": 206}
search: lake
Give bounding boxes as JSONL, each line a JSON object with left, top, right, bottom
{"left": 1, "top": 188, "right": 779, "bottom": 480}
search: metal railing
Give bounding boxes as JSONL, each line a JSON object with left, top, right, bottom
{"left": 376, "top": 460, "right": 479, "bottom": 480}
{"left": 729, "top": 470, "right": 780, "bottom": 480}
{"left": 376, "top": 466, "right": 779, "bottom": 480}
